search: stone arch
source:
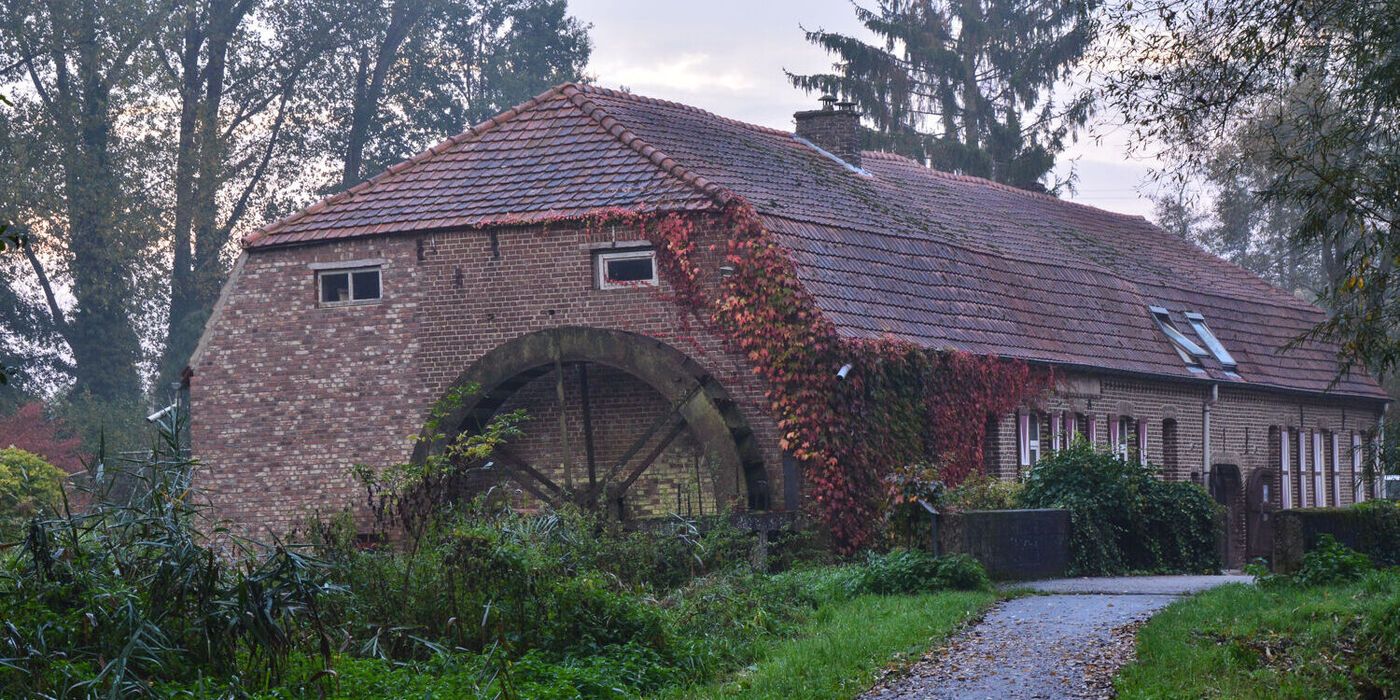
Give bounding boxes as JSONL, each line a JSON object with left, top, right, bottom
{"left": 413, "top": 326, "right": 769, "bottom": 513}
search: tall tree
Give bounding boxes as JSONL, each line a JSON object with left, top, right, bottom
{"left": 1103, "top": 0, "right": 1400, "bottom": 376}
{"left": 789, "top": 0, "right": 1097, "bottom": 190}
{"left": 0, "top": 0, "right": 170, "bottom": 404}
{"left": 1151, "top": 119, "right": 1328, "bottom": 300}
{"left": 154, "top": 0, "right": 346, "bottom": 382}
{"left": 331, "top": 0, "right": 590, "bottom": 189}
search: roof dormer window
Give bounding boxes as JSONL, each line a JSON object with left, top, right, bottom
{"left": 1149, "top": 306, "right": 1208, "bottom": 371}
{"left": 1184, "top": 312, "right": 1237, "bottom": 370}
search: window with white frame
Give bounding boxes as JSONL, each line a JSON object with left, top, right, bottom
{"left": 1110, "top": 415, "right": 1134, "bottom": 461}
{"left": 1280, "top": 427, "right": 1292, "bottom": 509}
{"left": 1353, "top": 432, "right": 1365, "bottom": 503}
{"left": 1312, "top": 431, "right": 1325, "bottom": 507}
{"left": 595, "top": 248, "right": 658, "bottom": 289}
{"left": 1019, "top": 412, "right": 1043, "bottom": 467}
{"left": 318, "top": 266, "right": 381, "bottom": 304}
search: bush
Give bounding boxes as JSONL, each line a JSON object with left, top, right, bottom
{"left": 945, "top": 470, "right": 1023, "bottom": 511}
{"left": 851, "top": 549, "right": 990, "bottom": 594}
{"left": 1350, "top": 499, "right": 1400, "bottom": 567}
{"left": 1021, "top": 443, "right": 1220, "bottom": 575}
{"left": 1292, "top": 534, "right": 1372, "bottom": 587}
{"left": 0, "top": 447, "right": 66, "bottom": 541}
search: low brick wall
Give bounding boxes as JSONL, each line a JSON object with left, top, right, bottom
{"left": 1272, "top": 505, "right": 1400, "bottom": 573}
{"left": 937, "top": 508, "right": 1070, "bottom": 581}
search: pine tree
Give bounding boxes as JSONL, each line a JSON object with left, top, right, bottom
{"left": 789, "top": 0, "right": 1097, "bottom": 191}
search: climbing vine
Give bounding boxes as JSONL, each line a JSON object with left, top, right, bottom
{"left": 574, "top": 201, "right": 1050, "bottom": 552}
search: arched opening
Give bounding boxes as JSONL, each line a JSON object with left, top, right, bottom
{"left": 413, "top": 327, "right": 770, "bottom": 518}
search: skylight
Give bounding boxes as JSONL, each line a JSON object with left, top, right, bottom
{"left": 1149, "top": 306, "right": 1209, "bottom": 369}
{"left": 1184, "top": 312, "right": 1237, "bottom": 369}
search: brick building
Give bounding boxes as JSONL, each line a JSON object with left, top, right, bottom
{"left": 189, "top": 84, "right": 1388, "bottom": 565}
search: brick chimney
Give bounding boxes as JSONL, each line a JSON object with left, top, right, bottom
{"left": 794, "top": 94, "right": 861, "bottom": 168}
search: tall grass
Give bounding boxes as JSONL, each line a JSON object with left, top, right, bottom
{"left": 0, "top": 413, "right": 339, "bottom": 697}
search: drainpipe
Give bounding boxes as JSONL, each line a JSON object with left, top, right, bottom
{"left": 1203, "top": 383, "right": 1219, "bottom": 488}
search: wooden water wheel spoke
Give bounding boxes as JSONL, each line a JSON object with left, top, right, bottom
{"left": 589, "top": 380, "right": 704, "bottom": 503}
{"left": 495, "top": 447, "right": 566, "bottom": 507}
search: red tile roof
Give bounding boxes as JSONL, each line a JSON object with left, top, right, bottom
{"left": 245, "top": 83, "right": 1387, "bottom": 401}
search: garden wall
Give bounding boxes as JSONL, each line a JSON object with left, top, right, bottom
{"left": 937, "top": 508, "right": 1070, "bottom": 580}
{"left": 1272, "top": 503, "right": 1400, "bottom": 573}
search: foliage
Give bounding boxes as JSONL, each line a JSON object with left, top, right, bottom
{"left": 0, "top": 225, "right": 24, "bottom": 387}
{"left": 1021, "top": 443, "right": 1220, "bottom": 575}
{"left": 0, "top": 0, "right": 593, "bottom": 405}
{"left": 850, "top": 549, "right": 991, "bottom": 595}
{"left": 0, "top": 416, "right": 339, "bottom": 698}
{"left": 1150, "top": 126, "right": 1326, "bottom": 300}
{"left": 328, "top": 0, "right": 592, "bottom": 190}
{"left": 883, "top": 462, "right": 943, "bottom": 547}
{"left": 789, "top": 0, "right": 1098, "bottom": 190}
{"left": 1101, "top": 0, "right": 1400, "bottom": 377}
{"left": 639, "top": 202, "right": 1051, "bottom": 552}
{"left": 0, "top": 402, "right": 84, "bottom": 473}
{"left": 351, "top": 382, "right": 528, "bottom": 545}
{"left": 1117, "top": 569, "right": 1400, "bottom": 699}
{"left": 1290, "top": 534, "right": 1373, "bottom": 588}
{"left": 0, "top": 447, "right": 65, "bottom": 541}
{"left": 1349, "top": 499, "right": 1400, "bottom": 567}
{"left": 945, "top": 469, "right": 1023, "bottom": 511}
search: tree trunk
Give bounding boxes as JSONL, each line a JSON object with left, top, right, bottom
{"left": 61, "top": 2, "right": 142, "bottom": 403}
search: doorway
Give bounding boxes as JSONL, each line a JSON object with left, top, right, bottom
{"left": 1210, "top": 464, "right": 1244, "bottom": 569}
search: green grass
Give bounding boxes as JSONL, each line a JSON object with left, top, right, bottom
{"left": 1116, "top": 571, "right": 1400, "bottom": 698}
{"left": 666, "top": 589, "right": 996, "bottom": 699}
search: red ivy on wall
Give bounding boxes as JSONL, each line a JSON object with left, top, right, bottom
{"left": 584, "top": 201, "right": 1050, "bottom": 552}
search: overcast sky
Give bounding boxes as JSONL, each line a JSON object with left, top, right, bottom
{"left": 568, "top": 0, "right": 1164, "bottom": 218}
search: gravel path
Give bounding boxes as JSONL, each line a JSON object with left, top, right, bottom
{"left": 863, "top": 575, "right": 1248, "bottom": 699}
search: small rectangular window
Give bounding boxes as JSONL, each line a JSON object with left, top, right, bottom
{"left": 596, "top": 248, "right": 657, "bottom": 289}
{"left": 319, "top": 267, "right": 381, "bottom": 304}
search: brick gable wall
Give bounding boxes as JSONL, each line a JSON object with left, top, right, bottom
{"left": 192, "top": 220, "right": 783, "bottom": 537}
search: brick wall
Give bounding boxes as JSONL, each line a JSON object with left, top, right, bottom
{"left": 193, "top": 216, "right": 1385, "bottom": 552}
{"left": 990, "top": 371, "right": 1385, "bottom": 566}
{"left": 191, "top": 221, "right": 783, "bottom": 537}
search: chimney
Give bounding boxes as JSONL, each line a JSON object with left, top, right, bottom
{"left": 794, "top": 95, "right": 861, "bottom": 169}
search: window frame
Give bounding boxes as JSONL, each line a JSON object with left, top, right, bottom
{"left": 317, "top": 265, "right": 382, "bottom": 306}
{"left": 595, "top": 247, "right": 659, "bottom": 290}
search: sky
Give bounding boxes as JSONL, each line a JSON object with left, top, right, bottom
{"left": 567, "top": 0, "right": 1165, "bottom": 219}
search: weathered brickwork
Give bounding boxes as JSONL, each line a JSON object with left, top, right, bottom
{"left": 987, "top": 371, "right": 1385, "bottom": 566}
{"left": 192, "top": 221, "right": 782, "bottom": 537}
{"left": 193, "top": 216, "right": 1386, "bottom": 558}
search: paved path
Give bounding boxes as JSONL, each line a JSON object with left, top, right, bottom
{"left": 863, "top": 574, "right": 1250, "bottom": 699}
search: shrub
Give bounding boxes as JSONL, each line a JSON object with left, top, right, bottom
{"left": 1021, "top": 443, "right": 1220, "bottom": 575}
{"left": 945, "top": 470, "right": 1023, "bottom": 511}
{"left": 1293, "top": 534, "right": 1372, "bottom": 587}
{"left": 1350, "top": 499, "right": 1400, "bottom": 567}
{"left": 851, "top": 549, "right": 990, "bottom": 595}
{"left": 0, "top": 447, "right": 66, "bottom": 541}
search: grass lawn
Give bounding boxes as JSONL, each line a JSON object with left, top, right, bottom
{"left": 667, "top": 589, "right": 996, "bottom": 699}
{"left": 1116, "top": 571, "right": 1400, "bottom": 698}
